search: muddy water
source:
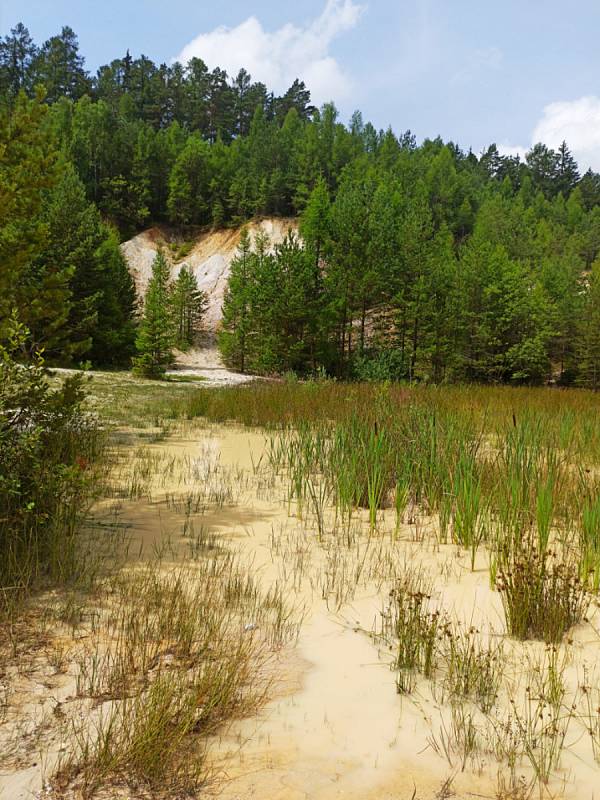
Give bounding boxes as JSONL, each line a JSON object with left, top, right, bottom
{"left": 153, "top": 426, "right": 600, "bottom": 800}
{"left": 4, "top": 423, "right": 600, "bottom": 799}
{"left": 140, "top": 426, "right": 499, "bottom": 799}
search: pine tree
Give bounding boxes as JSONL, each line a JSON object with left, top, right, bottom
{"left": 167, "top": 135, "right": 211, "bottom": 224}
{"left": 0, "top": 23, "right": 37, "bottom": 97}
{"left": 32, "top": 26, "right": 91, "bottom": 103}
{"left": 0, "top": 89, "right": 60, "bottom": 345}
{"left": 171, "top": 265, "right": 206, "bottom": 349}
{"left": 299, "top": 177, "right": 331, "bottom": 370}
{"left": 556, "top": 141, "right": 580, "bottom": 197}
{"left": 526, "top": 143, "right": 560, "bottom": 199}
{"left": 89, "top": 227, "right": 136, "bottom": 366}
{"left": 219, "top": 230, "right": 253, "bottom": 372}
{"left": 577, "top": 260, "right": 600, "bottom": 388}
{"left": 579, "top": 169, "right": 600, "bottom": 210}
{"left": 133, "top": 250, "right": 173, "bottom": 377}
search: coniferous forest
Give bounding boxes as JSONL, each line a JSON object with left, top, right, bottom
{"left": 2, "top": 22, "right": 600, "bottom": 384}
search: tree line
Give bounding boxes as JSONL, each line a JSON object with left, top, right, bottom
{"left": 2, "top": 21, "right": 600, "bottom": 384}
{"left": 220, "top": 171, "right": 600, "bottom": 386}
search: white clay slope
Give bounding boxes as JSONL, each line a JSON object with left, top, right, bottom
{"left": 120, "top": 217, "right": 298, "bottom": 333}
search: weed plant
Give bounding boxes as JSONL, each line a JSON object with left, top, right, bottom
{"left": 55, "top": 551, "right": 298, "bottom": 796}
{"left": 497, "top": 547, "right": 589, "bottom": 643}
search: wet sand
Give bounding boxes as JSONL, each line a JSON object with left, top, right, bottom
{"left": 2, "top": 423, "right": 600, "bottom": 799}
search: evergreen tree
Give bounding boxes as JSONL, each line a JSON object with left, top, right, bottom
{"left": 167, "top": 135, "right": 211, "bottom": 224}
{"left": 4, "top": 23, "right": 600, "bottom": 384}
{"left": 232, "top": 68, "right": 267, "bottom": 136}
{"left": 255, "top": 232, "right": 316, "bottom": 373}
{"left": 579, "top": 169, "right": 600, "bottom": 210}
{"left": 14, "top": 162, "right": 136, "bottom": 363}
{"left": 133, "top": 250, "right": 173, "bottom": 377}
{"left": 219, "top": 230, "right": 254, "bottom": 372}
{"left": 171, "top": 265, "right": 206, "bottom": 349}
{"left": 272, "top": 79, "right": 315, "bottom": 123}
{"left": 556, "top": 141, "right": 580, "bottom": 197}
{"left": 526, "top": 143, "right": 560, "bottom": 198}
{"left": 577, "top": 260, "right": 600, "bottom": 388}
{"left": 0, "top": 23, "right": 37, "bottom": 97}
{"left": 299, "top": 178, "right": 331, "bottom": 369}
{"left": 89, "top": 228, "right": 136, "bottom": 366}
{"left": 0, "top": 90, "right": 60, "bottom": 344}
{"left": 32, "top": 26, "right": 91, "bottom": 103}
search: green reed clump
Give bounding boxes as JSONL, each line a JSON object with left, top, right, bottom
{"left": 140, "top": 380, "right": 600, "bottom": 567}
{"left": 493, "top": 413, "right": 573, "bottom": 528}
{"left": 579, "top": 493, "right": 600, "bottom": 590}
{"left": 179, "top": 380, "right": 411, "bottom": 429}
{"left": 451, "top": 450, "right": 486, "bottom": 569}
{"left": 330, "top": 418, "right": 396, "bottom": 525}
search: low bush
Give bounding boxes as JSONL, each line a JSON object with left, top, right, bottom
{"left": 0, "top": 326, "right": 103, "bottom": 605}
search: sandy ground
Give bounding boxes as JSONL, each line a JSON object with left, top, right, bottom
{"left": 50, "top": 347, "right": 255, "bottom": 389}
{"left": 3, "top": 424, "right": 600, "bottom": 799}
{"left": 166, "top": 346, "right": 257, "bottom": 386}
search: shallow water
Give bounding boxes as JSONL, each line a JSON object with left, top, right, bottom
{"left": 3, "top": 423, "right": 600, "bottom": 799}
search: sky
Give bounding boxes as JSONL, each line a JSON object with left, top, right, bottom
{"left": 2, "top": 0, "right": 600, "bottom": 170}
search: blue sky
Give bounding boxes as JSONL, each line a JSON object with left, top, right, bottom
{"left": 2, "top": 0, "right": 600, "bottom": 169}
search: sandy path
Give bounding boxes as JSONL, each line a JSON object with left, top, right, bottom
{"left": 50, "top": 348, "right": 254, "bottom": 389}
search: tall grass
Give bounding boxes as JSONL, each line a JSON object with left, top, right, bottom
{"left": 580, "top": 493, "right": 600, "bottom": 590}
{"left": 183, "top": 382, "right": 596, "bottom": 644}
{"left": 69, "top": 374, "right": 600, "bottom": 796}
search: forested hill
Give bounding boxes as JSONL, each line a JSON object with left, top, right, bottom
{"left": 2, "top": 22, "right": 600, "bottom": 384}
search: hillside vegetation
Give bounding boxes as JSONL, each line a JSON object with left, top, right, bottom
{"left": 2, "top": 22, "right": 600, "bottom": 383}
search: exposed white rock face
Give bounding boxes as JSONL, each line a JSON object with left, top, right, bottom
{"left": 120, "top": 218, "right": 298, "bottom": 333}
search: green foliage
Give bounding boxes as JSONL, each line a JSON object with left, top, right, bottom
{"left": 171, "top": 265, "right": 207, "bottom": 349}
{"left": 31, "top": 25, "right": 91, "bottom": 103}
{"left": 167, "top": 136, "right": 211, "bottom": 225}
{"left": 219, "top": 229, "right": 319, "bottom": 375}
{"left": 351, "top": 349, "right": 406, "bottom": 382}
{"left": 0, "top": 90, "right": 135, "bottom": 368}
{"left": 133, "top": 250, "right": 174, "bottom": 378}
{"left": 0, "top": 319, "right": 102, "bottom": 596}
{"left": 0, "top": 89, "right": 59, "bottom": 340}
{"left": 4, "top": 23, "right": 600, "bottom": 384}
{"left": 577, "top": 260, "right": 600, "bottom": 388}
{"left": 219, "top": 229, "right": 253, "bottom": 373}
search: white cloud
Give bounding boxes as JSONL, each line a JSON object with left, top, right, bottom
{"left": 174, "top": 1, "right": 364, "bottom": 106}
{"left": 496, "top": 97, "right": 600, "bottom": 172}
{"left": 532, "top": 96, "right": 600, "bottom": 172}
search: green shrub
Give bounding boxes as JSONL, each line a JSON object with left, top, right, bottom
{"left": 351, "top": 349, "right": 408, "bottom": 382}
{"left": 0, "top": 326, "right": 103, "bottom": 602}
